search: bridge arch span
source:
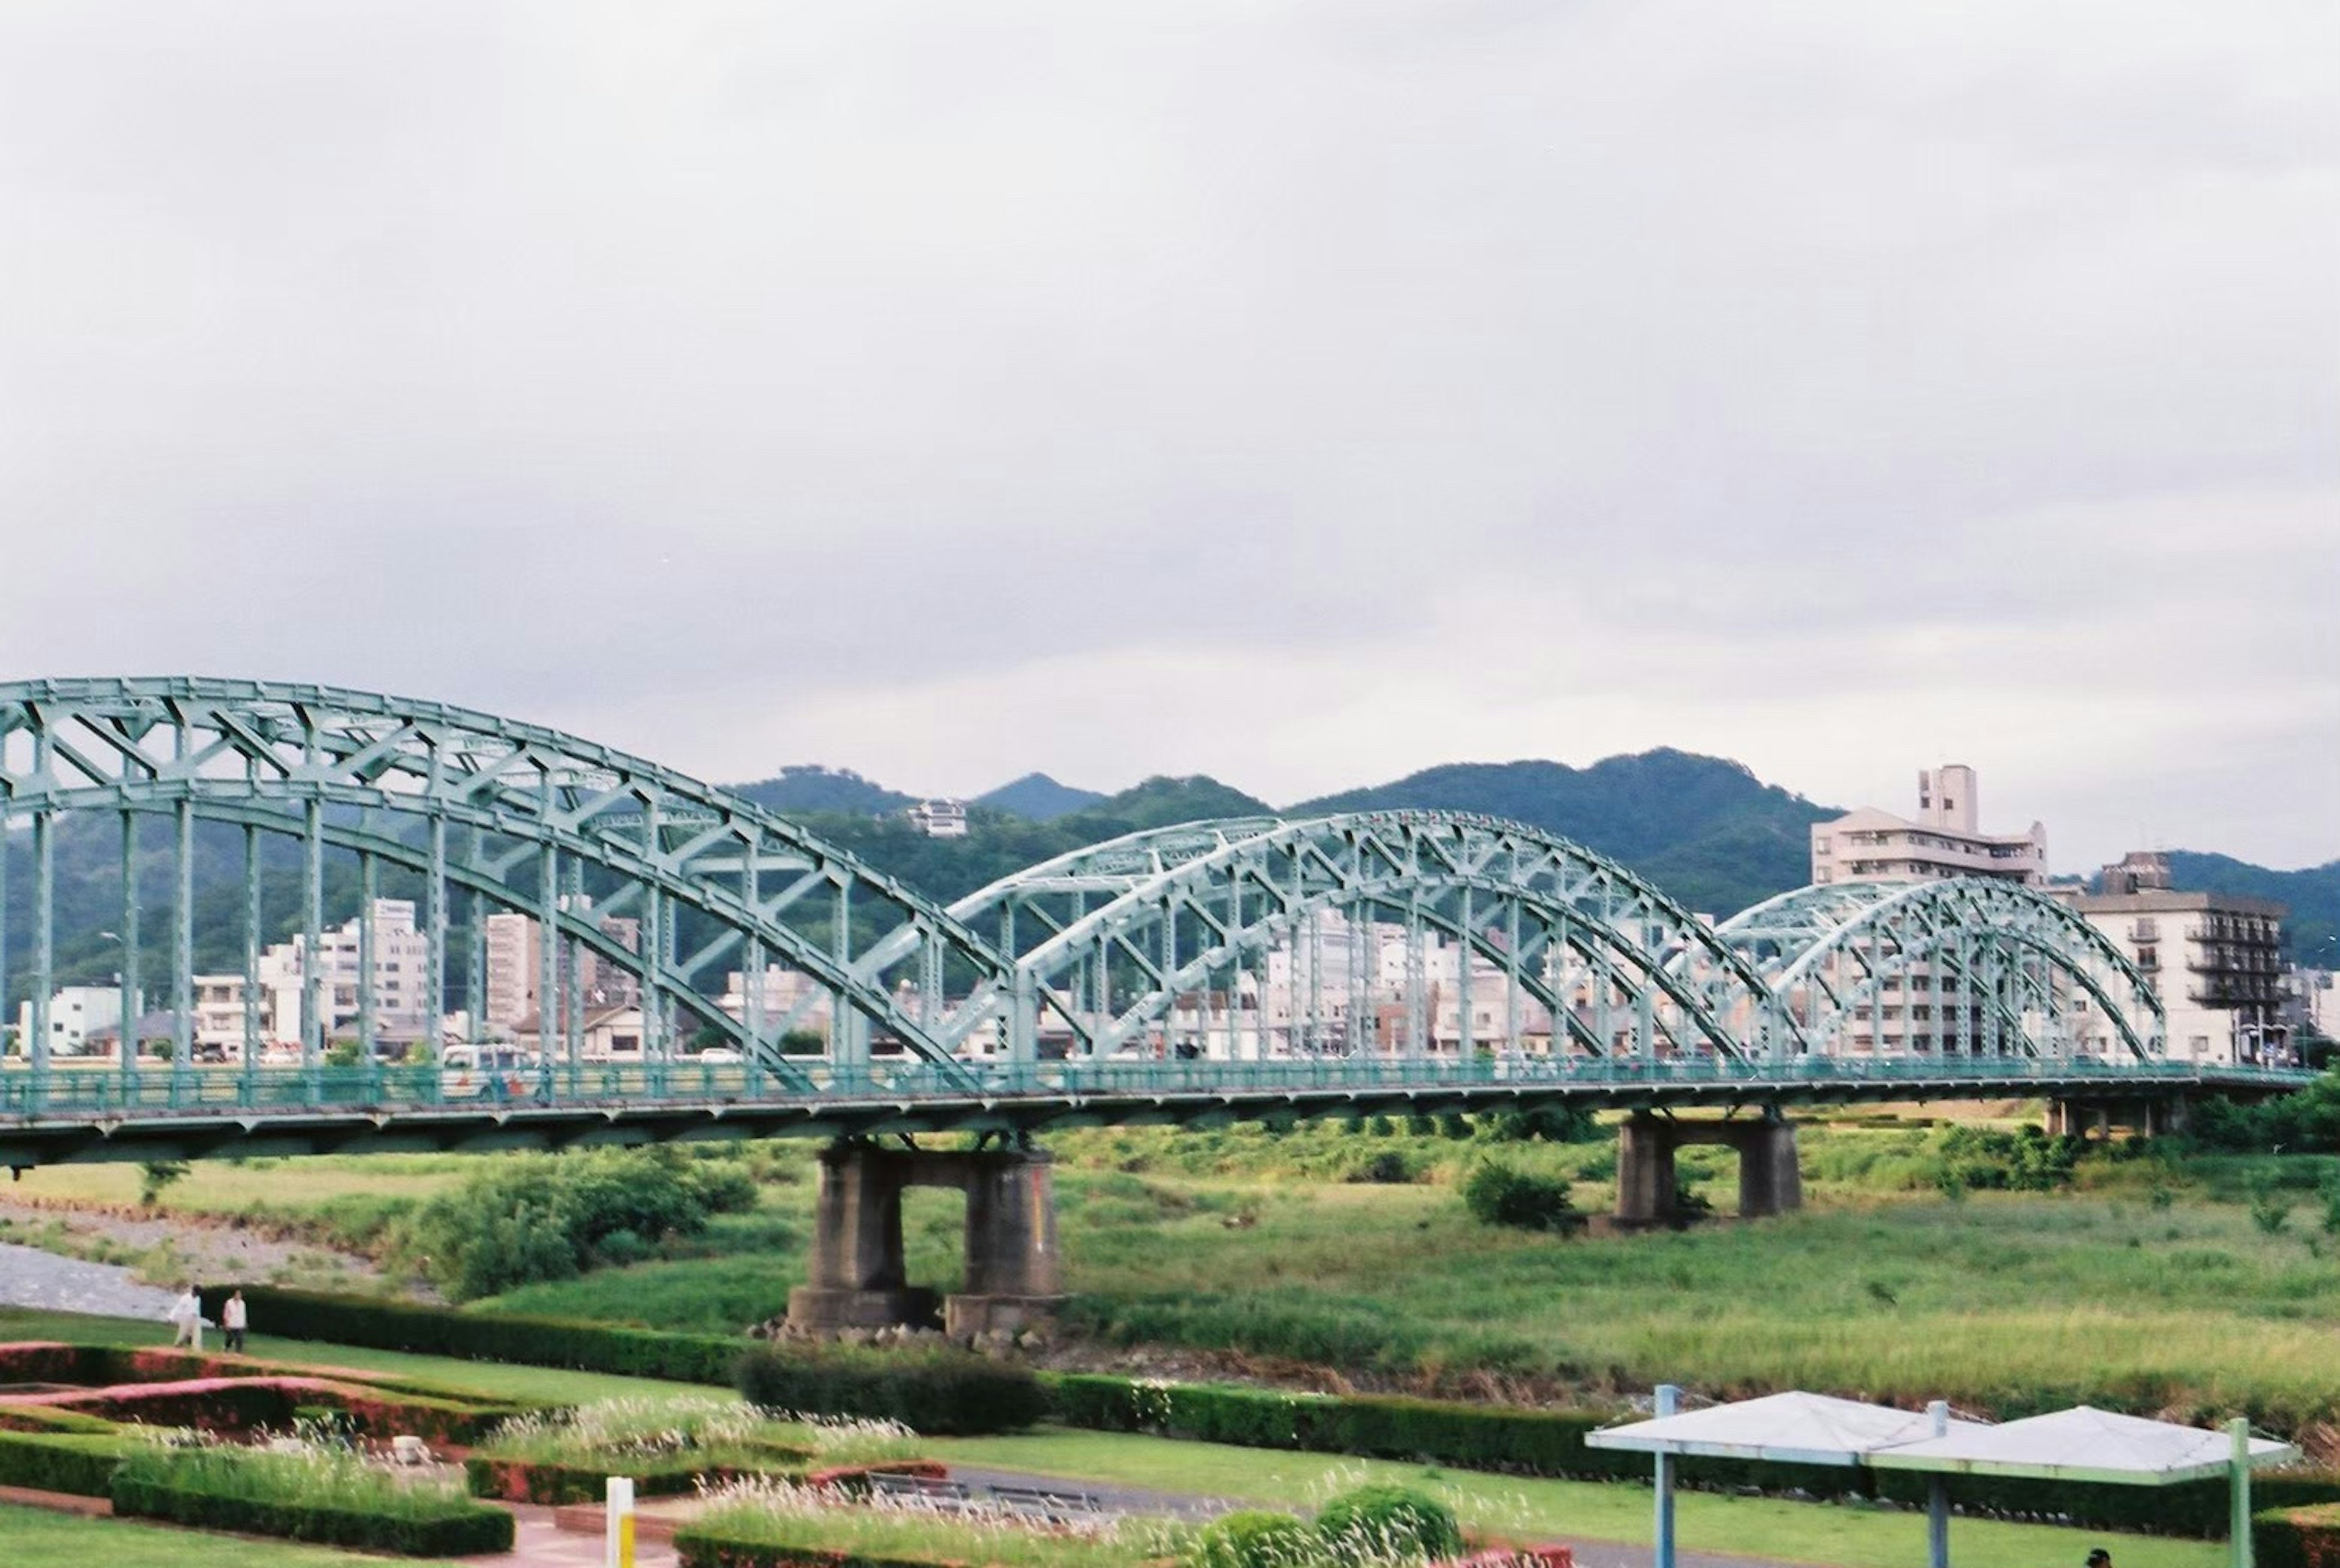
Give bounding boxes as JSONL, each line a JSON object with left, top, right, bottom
{"left": 1709, "top": 877, "right": 2164, "bottom": 1060}
{"left": 926, "top": 812, "right": 1807, "bottom": 1064}
{"left": 0, "top": 678, "right": 1012, "bottom": 1086}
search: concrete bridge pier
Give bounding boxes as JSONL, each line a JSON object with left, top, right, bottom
{"left": 786, "top": 1141, "right": 1065, "bottom": 1340}
{"left": 2047, "top": 1096, "right": 2188, "bottom": 1139}
{"left": 1616, "top": 1112, "right": 1803, "bottom": 1227}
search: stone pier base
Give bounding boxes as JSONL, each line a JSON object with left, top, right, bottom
{"left": 785, "top": 1142, "right": 1066, "bottom": 1337}
{"left": 1615, "top": 1112, "right": 1802, "bottom": 1227}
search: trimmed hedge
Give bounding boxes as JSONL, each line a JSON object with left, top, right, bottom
{"left": 736, "top": 1341, "right": 1046, "bottom": 1436}
{"left": 465, "top": 1453, "right": 785, "bottom": 1505}
{"left": 674, "top": 1531, "right": 963, "bottom": 1568}
{"left": 0, "top": 1428, "right": 129, "bottom": 1497}
{"left": 112, "top": 1475, "right": 516, "bottom": 1556}
{"left": 197, "top": 1285, "right": 742, "bottom": 1383}
{"left": 186, "top": 1286, "right": 1044, "bottom": 1436}
{"left": 2257, "top": 1503, "right": 2340, "bottom": 1568}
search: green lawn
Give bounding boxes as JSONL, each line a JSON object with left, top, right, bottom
{"left": 927, "top": 1429, "right": 2227, "bottom": 1568}
{"left": 0, "top": 1503, "right": 461, "bottom": 1567}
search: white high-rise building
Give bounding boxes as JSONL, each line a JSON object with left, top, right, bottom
{"left": 1810, "top": 764, "right": 2047, "bottom": 885}
{"left": 254, "top": 898, "right": 431, "bottom": 1045}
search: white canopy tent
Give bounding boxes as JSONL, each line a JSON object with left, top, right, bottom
{"left": 1873, "top": 1407, "right": 2302, "bottom": 1568}
{"left": 1586, "top": 1388, "right": 1991, "bottom": 1568}
{"left": 1587, "top": 1389, "right": 1993, "bottom": 1467}
{"left": 1588, "top": 1392, "right": 2300, "bottom": 1568}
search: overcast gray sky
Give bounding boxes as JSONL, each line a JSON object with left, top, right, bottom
{"left": 2, "top": 0, "right": 2333, "bottom": 872}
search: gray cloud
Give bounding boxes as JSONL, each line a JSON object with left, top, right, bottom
{"left": 1, "top": 0, "right": 2333, "bottom": 870}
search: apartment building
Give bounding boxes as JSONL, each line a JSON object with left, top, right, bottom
{"left": 2060, "top": 853, "right": 2289, "bottom": 1065}
{"left": 905, "top": 799, "right": 970, "bottom": 838}
{"left": 254, "top": 898, "right": 433, "bottom": 1046}
{"left": 482, "top": 905, "right": 642, "bottom": 1035}
{"left": 11, "top": 985, "right": 127, "bottom": 1058}
{"left": 1810, "top": 764, "right": 2047, "bottom": 885}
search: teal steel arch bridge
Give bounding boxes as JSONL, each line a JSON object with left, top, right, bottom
{"left": 0, "top": 679, "right": 2309, "bottom": 1168}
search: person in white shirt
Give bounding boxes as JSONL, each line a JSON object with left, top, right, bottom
{"left": 221, "top": 1289, "right": 248, "bottom": 1353}
{"left": 167, "top": 1284, "right": 204, "bottom": 1350}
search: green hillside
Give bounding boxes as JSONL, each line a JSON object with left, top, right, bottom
{"left": 1296, "top": 750, "right": 1835, "bottom": 916}
{"left": 975, "top": 773, "right": 1107, "bottom": 821}
{"left": 727, "top": 765, "right": 911, "bottom": 818}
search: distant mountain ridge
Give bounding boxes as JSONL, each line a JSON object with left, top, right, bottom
{"left": 1294, "top": 750, "right": 1835, "bottom": 917}
{"left": 713, "top": 753, "right": 2333, "bottom": 951}
{"left": 727, "top": 765, "right": 910, "bottom": 818}
{"left": 976, "top": 773, "right": 1107, "bottom": 822}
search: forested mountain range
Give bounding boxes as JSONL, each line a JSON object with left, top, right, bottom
{"left": 5, "top": 753, "right": 2334, "bottom": 1006}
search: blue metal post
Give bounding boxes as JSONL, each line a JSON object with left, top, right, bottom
{"left": 2231, "top": 1418, "right": 2252, "bottom": 1568}
{"left": 1654, "top": 1383, "right": 1678, "bottom": 1568}
{"left": 1927, "top": 1398, "right": 1951, "bottom": 1568}
{"left": 119, "top": 811, "right": 140, "bottom": 1098}
{"left": 172, "top": 798, "right": 193, "bottom": 1096}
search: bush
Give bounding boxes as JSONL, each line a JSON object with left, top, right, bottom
{"left": 0, "top": 1429, "right": 129, "bottom": 1496}
{"left": 1315, "top": 1484, "right": 1462, "bottom": 1561}
{"left": 391, "top": 1146, "right": 760, "bottom": 1300}
{"left": 113, "top": 1476, "right": 514, "bottom": 1556}
{"left": 1934, "top": 1124, "right": 2081, "bottom": 1193}
{"left": 112, "top": 1441, "right": 513, "bottom": 1556}
{"left": 1350, "top": 1151, "right": 1416, "bottom": 1185}
{"left": 1188, "top": 1509, "right": 1316, "bottom": 1568}
{"left": 1461, "top": 1162, "right": 1582, "bottom": 1232}
{"left": 197, "top": 1285, "right": 745, "bottom": 1384}
{"left": 2255, "top": 1502, "right": 2340, "bottom": 1568}
{"left": 734, "top": 1342, "right": 1048, "bottom": 1436}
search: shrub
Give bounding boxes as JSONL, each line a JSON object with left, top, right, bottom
{"left": 1934, "top": 1124, "right": 2081, "bottom": 1193}
{"left": 113, "top": 1439, "right": 513, "bottom": 1556}
{"left": 391, "top": 1146, "right": 759, "bottom": 1300}
{"left": 1461, "top": 1162, "right": 1581, "bottom": 1232}
{"left": 197, "top": 1285, "right": 745, "bottom": 1384}
{"left": 2255, "top": 1502, "right": 2340, "bottom": 1568}
{"left": 113, "top": 1476, "right": 514, "bottom": 1556}
{"left": 0, "top": 1429, "right": 130, "bottom": 1496}
{"left": 734, "top": 1342, "right": 1048, "bottom": 1436}
{"left": 2248, "top": 1170, "right": 2296, "bottom": 1236}
{"left": 1350, "top": 1151, "right": 1415, "bottom": 1185}
{"left": 1315, "top": 1484, "right": 1462, "bottom": 1561}
{"left": 1188, "top": 1509, "right": 1316, "bottom": 1568}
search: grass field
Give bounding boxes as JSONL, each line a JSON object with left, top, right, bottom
{"left": 9, "top": 1116, "right": 2338, "bottom": 1427}
{"left": 0, "top": 1503, "right": 461, "bottom": 1567}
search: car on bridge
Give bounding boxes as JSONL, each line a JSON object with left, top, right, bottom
{"left": 440, "top": 1045, "right": 538, "bottom": 1099}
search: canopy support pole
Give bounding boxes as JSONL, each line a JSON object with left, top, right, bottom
{"left": 2231, "top": 1417, "right": 2252, "bottom": 1568}
{"left": 1926, "top": 1399, "right": 1951, "bottom": 1568}
{"left": 1654, "top": 1383, "right": 1678, "bottom": 1568}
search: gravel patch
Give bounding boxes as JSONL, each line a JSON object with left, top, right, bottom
{"left": 0, "top": 1240, "right": 177, "bottom": 1321}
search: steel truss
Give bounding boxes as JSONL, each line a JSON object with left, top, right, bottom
{"left": 1709, "top": 879, "right": 2165, "bottom": 1060}
{"left": 921, "top": 813, "right": 1806, "bottom": 1064}
{"left": 0, "top": 679, "right": 2194, "bottom": 1155}
{"left": 0, "top": 678, "right": 1007, "bottom": 1096}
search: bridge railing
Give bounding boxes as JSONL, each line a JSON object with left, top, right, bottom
{"left": 0, "top": 1052, "right": 2312, "bottom": 1122}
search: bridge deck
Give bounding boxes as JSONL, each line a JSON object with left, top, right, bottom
{"left": 0, "top": 1058, "right": 2310, "bottom": 1167}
